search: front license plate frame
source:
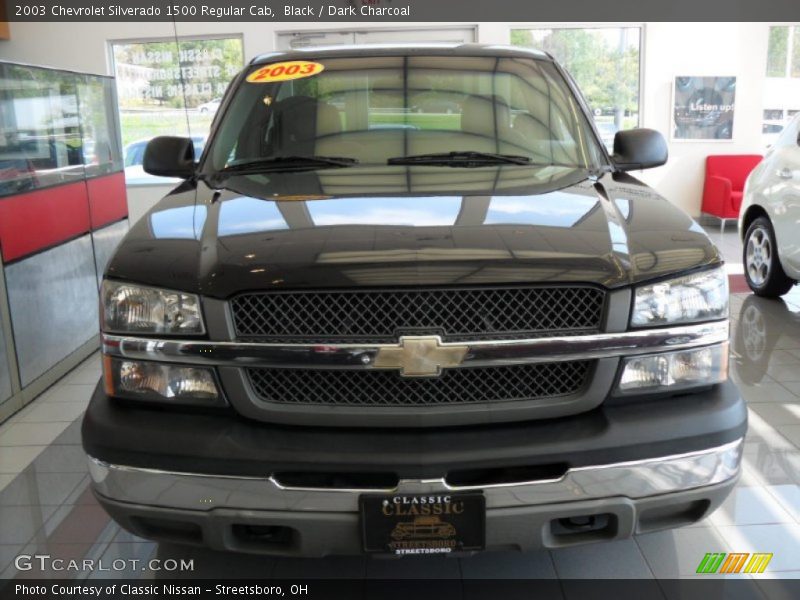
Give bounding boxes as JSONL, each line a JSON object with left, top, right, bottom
{"left": 360, "top": 492, "right": 485, "bottom": 555}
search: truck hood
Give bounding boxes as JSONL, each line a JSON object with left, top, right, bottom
{"left": 107, "top": 165, "right": 721, "bottom": 297}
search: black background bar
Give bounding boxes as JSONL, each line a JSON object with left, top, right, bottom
{"left": 4, "top": 0, "right": 800, "bottom": 22}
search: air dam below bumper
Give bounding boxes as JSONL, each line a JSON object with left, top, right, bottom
{"left": 89, "top": 441, "right": 741, "bottom": 556}
{"left": 82, "top": 379, "right": 746, "bottom": 555}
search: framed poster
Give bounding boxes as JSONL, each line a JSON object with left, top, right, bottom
{"left": 671, "top": 76, "right": 736, "bottom": 141}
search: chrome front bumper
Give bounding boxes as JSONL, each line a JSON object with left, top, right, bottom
{"left": 88, "top": 438, "right": 742, "bottom": 513}
{"left": 88, "top": 439, "right": 743, "bottom": 555}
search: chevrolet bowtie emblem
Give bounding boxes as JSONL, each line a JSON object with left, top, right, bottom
{"left": 373, "top": 336, "right": 469, "bottom": 377}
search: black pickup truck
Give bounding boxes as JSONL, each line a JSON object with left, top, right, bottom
{"left": 83, "top": 44, "right": 745, "bottom": 557}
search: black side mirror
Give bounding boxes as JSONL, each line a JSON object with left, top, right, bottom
{"left": 611, "top": 128, "right": 668, "bottom": 171}
{"left": 143, "top": 136, "right": 196, "bottom": 178}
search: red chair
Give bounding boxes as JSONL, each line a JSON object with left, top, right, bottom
{"left": 702, "top": 154, "right": 762, "bottom": 233}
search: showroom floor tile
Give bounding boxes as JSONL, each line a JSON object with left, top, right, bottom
{"left": 460, "top": 550, "right": 557, "bottom": 579}
{"left": 762, "top": 485, "right": 800, "bottom": 523}
{"left": 708, "top": 486, "right": 795, "bottom": 527}
{"left": 1, "top": 229, "right": 800, "bottom": 583}
{"left": 550, "top": 539, "right": 654, "bottom": 579}
{"left": 0, "top": 422, "right": 71, "bottom": 447}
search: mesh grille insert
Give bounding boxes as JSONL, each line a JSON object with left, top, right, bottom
{"left": 231, "top": 286, "right": 606, "bottom": 343}
{"left": 246, "top": 361, "right": 592, "bottom": 407}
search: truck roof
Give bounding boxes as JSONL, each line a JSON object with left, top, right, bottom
{"left": 250, "top": 43, "right": 550, "bottom": 66}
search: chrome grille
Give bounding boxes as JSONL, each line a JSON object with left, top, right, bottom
{"left": 246, "top": 361, "right": 592, "bottom": 407}
{"left": 231, "top": 286, "right": 606, "bottom": 343}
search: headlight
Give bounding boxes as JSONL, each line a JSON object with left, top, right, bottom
{"left": 102, "top": 280, "right": 204, "bottom": 335}
{"left": 631, "top": 267, "right": 728, "bottom": 327}
{"left": 103, "top": 357, "right": 225, "bottom": 407}
{"left": 616, "top": 343, "right": 728, "bottom": 395}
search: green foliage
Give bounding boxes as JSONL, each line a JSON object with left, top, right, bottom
{"left": 765, "top": 26, "right": 800, "bottom": 79}
{"left": 511, "top": 28, "right": 640, "bottom": 126}
{"left": 510, "top": 30, "right": 533, "bottom": 47}
{"left": 767, "top": 26, "right": 789, "bottom": 77}
{"left": 369, "top": 112, "right": 461, "bottom": 131}
{"left": 119, "top": 112, "right": 213, "bottom": 147}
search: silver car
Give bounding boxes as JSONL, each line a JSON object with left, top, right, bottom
{"left": 739, "top": 113, "right": 800, "bottom": 297}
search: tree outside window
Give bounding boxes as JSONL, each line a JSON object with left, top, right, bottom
{"left": 767, "top": 26, "right": 800, "bottom": 79}
{"left": 511, "top": 27, "right": 641, "bottom": 151}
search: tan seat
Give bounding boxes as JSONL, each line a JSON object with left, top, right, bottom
{"left": 319, "top": 95, "right": 532, "bottom": 164}
{"left": 460, "top": 95, "right": 527, "bottom": 153}
{"left": 513, "top": 112, "right": 581, "bottom": 165}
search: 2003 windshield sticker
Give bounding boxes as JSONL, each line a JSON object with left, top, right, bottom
{"left": 246, "top": 61, "right": 325, "bottom": 83}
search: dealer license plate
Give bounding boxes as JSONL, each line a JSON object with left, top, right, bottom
{"left": 360, "top": 492, "right": 485, "bottom": 555}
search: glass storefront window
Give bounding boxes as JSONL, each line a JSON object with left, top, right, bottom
{"left": 767, "top": 25, "right": 800, "bottom": 78}
{"left": 767, "top": 26, "right": 790, "bottom": 78}
{"left": 110, "top": 37, "right": 244, "bottom": 184}
{"left": 0, "top": 64, "right": 85, "bottom": 196}
{"left": 511, "top": 26, "right": 642, "bottom": 151}
{"left": 0, "top": 64, "right": 122, "bottom": 198}
{"left": 763, "top": 26, "right": 800, "bottom": 148}
{"left": 78, "top": 76, "right": 124, "bottom": 178}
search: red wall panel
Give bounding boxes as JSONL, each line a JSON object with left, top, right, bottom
{"left": 0, "top": 182, "right": 91, "bottom": 263}
{"left": 87, "top": 172, "right": 128, "bottom": 229}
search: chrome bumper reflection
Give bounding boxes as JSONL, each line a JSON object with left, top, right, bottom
{"left": 101, "top": 320, "right": 729, "bottom": 371}
{"left": 88, "top": 438, "right": 742, "bottom": 512}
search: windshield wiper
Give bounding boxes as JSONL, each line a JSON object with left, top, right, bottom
{"left": 387, "top": 151, "right": 532, "bottom": 167}
{"left": 216, "top": 155, "right": 359, "bottom": 177}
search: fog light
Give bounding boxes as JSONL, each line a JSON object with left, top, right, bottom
{"left": 103, "top": 356, "right": 226, "bottom": 407}
{"left": 616, "top": 343, "right": 728, "bottom": 395}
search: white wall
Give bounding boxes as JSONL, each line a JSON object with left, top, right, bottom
{"left": 125, "top": 183, "right": 173, "bottom": 224}
{"left": 0, "top": 21, "right": 779, "bottom": 219}
{"left": 636, "top": 23, "right": 769, "bottom": 216}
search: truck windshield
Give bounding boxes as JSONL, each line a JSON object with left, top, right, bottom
{"left": 203, "top": 55, "right": 606, "bottom": 174}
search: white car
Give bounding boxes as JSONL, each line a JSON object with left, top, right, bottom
{"left": 123, "top": 136, "right": 206, "bottom": 184}
{"left": 739, "top": 113, "right": 800, "bottom": 297}
{"left": 197, "top": 98, "right": 222, "bottom": 114}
